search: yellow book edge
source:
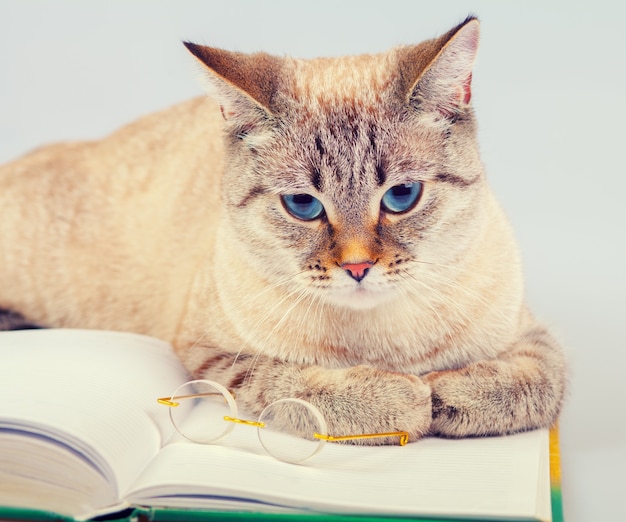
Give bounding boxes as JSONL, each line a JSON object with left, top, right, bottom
{"left": 549, "top": 425, "right": 564, "bottom": 522}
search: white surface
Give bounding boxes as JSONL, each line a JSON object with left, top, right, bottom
{"left": 1, "top": 2, "right": 624, "bottom": 521}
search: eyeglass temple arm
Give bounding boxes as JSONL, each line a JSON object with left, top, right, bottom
{"left": 157, "top": 390, "right": 236, "bottom": 408}
{"left": 315, "top": 431, "right": 409, "bottom": 446}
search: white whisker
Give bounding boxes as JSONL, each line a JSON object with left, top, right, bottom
{"left": 240, "top": 287, "right": 314, "bottom": 388}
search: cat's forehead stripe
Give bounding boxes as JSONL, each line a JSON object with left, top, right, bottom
{"left": 310, "top": 166, "right": 322, "bottom": 192}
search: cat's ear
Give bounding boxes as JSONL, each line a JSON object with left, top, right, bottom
{"left": 183, "top": 43, "right": 282, "bottom": 133}
{"left": 399, "top": 17, "right": 479, "bottom": 118}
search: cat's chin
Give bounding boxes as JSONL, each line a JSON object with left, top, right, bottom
{"left": 326, "top": 287, "right": 394, "bottom": 311}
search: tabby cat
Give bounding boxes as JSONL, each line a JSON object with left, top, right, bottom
{"left": 0, "top": 17, "right": 566, "bottom": 442}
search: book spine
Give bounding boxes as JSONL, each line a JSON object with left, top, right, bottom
{"left": 0, "top": 507, "right": 75, "bottom": 521}
{"left": 549, "top": 426, "right": 564, "bottom": 522}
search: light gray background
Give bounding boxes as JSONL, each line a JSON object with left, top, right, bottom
{"left": 1, "top": 1, "right": 624, "bottom": 521}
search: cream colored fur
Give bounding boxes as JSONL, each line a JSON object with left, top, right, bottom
{"left": 0, "top": 18, "right": 566, "bottom": 442}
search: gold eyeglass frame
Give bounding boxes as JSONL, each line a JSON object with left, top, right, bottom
{"left": 158, "top": 379, "right": 408, "bottom": 464}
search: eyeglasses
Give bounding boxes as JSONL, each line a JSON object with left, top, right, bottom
{"left": 157, "top": 379, "right": 409, "bottom": 464}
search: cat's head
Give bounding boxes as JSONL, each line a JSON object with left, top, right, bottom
{"left": 186, "top": 18, "right": 491, "bottom": 311}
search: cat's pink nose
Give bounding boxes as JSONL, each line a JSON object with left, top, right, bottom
{"left": 341, "top": 261, "right": 374, "bottom": 283}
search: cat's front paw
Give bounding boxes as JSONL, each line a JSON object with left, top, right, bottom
{"left": 303, "top": 365, "right": 432, "bottom": 445}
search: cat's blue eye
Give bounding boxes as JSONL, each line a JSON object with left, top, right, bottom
{"left": 281, "top": 194, "right": 325, "bottom": 221}
{"left": 381, "top": 182, "right": 423, "bottom": 214}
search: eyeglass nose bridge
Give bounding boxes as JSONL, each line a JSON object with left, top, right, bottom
{"left": 224, "top": 415, "right": 266, "bottom": 429}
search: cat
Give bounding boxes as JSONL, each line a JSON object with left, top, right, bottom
{"left": 0, "top": 17, "right": 566, "bottom": 443}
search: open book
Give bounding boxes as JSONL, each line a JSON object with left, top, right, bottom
{"left": 0, "top": 329, "right": 562, "bottom": 522}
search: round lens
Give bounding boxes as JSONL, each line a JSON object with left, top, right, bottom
{"left": 257, "top": 398, "right": 327, "bottom": 464}
{"left": 168, "top": 380, "right": 237, "bottom": 444}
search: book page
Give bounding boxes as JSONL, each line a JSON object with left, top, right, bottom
{"left": 129, "top": 395, "right": 551, "bottom": 521}
{"left": 0, "top": 329, "right": 190, "bottom": 515}
{"left": 0, "top": 432, "right": 116, "bottom": 518}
